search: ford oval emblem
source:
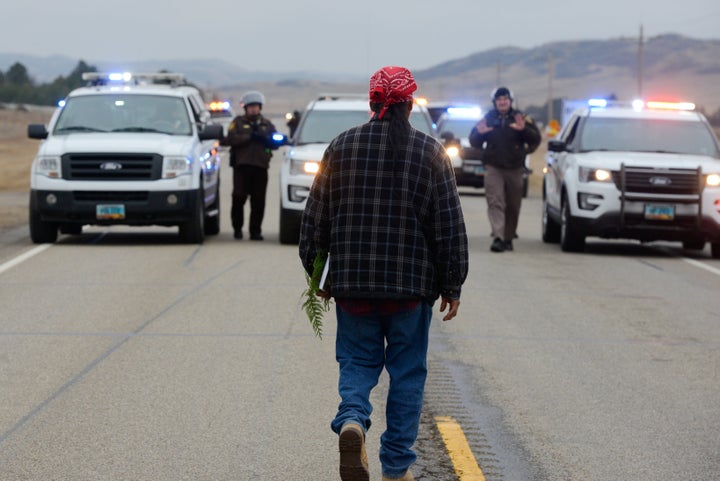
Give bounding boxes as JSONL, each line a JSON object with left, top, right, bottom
{"left": 100, "top": 162, "right": 123, "bottom": 171}
{"left": 649, "top": 176, "right": 671, "bottom": 186}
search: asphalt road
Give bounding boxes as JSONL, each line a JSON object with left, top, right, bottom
{"left": 1, "top": 145, "right": 719, "bottom": 480}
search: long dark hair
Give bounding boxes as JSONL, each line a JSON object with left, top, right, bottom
{"left": 370, "top": 101, "right": 412, "bottom": 156}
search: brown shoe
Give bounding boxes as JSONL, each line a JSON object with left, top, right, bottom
{"left": 382, "top": 471, "right": 414, "bottom": 481}
{"left": 339, "top": 423, "right": 369, "bottom": 481}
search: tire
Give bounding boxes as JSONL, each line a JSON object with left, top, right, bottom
{"left": 204, "top": 184, "right": 220, "bottom": 236}
{"left": 560, "top": 199, "right": 585, "bottom": 252}
{"left": 29, "top": 208, "right": 58, "bottom": 244}
{"left": 279, "top": 205, "right": 301, "bottom": 245}
{"left": 711, "top": 243, "right": 720, "bottom": 259}
{"left": 179, "top": 190, "right": 205, "bottom": 244}
{"left": 542, "top": 196, "right": 561, "bottom": 243}
{"left": 682, "top": 240, "right": 705, "bottom": 250}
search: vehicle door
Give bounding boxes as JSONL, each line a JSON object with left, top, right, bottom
{"left": 547, "top": 114, "right": 580, "bottom": 208}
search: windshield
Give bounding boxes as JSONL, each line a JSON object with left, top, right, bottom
{"left": 296, "top": 109, "right": 434, "bottom": 144}
{"left": 579, "top": 117, "right": 720, "bottom": 156}
{"left": 437, "top": 118, "right": 479, "bottom": 139}
{"left": 54, "top": 94, "right": 193, "bottom": 135}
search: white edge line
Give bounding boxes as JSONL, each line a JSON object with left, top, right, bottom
{"left": 0, "top": 244, "right": 51, "bottom": 276}
{"left": 682, "top": 256, "right": 720, "bottom": 277}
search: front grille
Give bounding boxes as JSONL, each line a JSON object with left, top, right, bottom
{"left": 73, "top": 191, "right": 149, "bottom": 202}
{"left": 612, "top": 166, "right": 700, "bottom": 195}
{"left": 62, "top": 153, "right": 162, "bottom": 180}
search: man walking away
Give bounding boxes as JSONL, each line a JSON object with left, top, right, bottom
{"left": 299, "top": 66, "right": 469, "bottom": 481}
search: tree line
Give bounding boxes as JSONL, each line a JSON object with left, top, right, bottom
{"left": 0, "top": 60, "right": 97, "bottom": 106}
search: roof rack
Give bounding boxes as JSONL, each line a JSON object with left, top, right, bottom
{"left": 81, "top": 72, "right": 187, "bottom": 87}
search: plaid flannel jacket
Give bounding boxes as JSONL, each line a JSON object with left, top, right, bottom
{"left": 299, "top": 118, "right": 468, "bottom": 301}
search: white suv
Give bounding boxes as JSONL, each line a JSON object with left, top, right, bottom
{"left": 278, "top": 94, "right": 436, "bottom": 244}
{"left": 28, "top": 72, "right": 224, "bottom": 244}
{"left": 542, "top": 99, "right": 720, "bottom": 255}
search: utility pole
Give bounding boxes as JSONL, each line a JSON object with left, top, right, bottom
{"left": 547, "top": 50, "right": 554, "bottom": 124}
{"left": 637, "top": 24, "right": 644, "bottom": 98}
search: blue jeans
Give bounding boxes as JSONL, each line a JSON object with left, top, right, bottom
{"left": 331, "top": 301, "right": 432, "bottom": 478}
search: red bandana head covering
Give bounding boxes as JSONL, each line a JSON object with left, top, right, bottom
{"left": 369, "top": 66, "right": 417, "bottom": 119}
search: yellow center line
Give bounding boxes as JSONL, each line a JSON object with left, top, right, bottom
{"left": 435, "top": 416, "right": 487, "bottom": 481}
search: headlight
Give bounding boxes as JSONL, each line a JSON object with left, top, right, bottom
{"left": 35, "top": 156, "right": 61, "bottom": 178}
{"left": 446, "top": 146, "right": 460, "bottom": 157}
{"left": 579, "top": 167, "right": 612, "bottom": 183}
{"left": 706, "top": 174, "right": 720, "bottom": 187}
{"left": 162, "top": 156, "right": 191, "bottom": 178}
{"left": 290, "top": 158, "right": 320, "bottom": 175}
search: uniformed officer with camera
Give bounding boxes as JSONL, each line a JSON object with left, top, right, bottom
{"left": 222, "top": 91, "right": 280, "bottom": 241}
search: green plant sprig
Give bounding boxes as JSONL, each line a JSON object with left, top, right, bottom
{"left": 302, "top": 250, "right": 331, "bottom": 339}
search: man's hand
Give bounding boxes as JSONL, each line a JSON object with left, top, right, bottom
{"left": 509, "top": 113, "right": 525, "bottom": 131}
{"left": 439, "top": 297, "right": 460, "bottom": 321}
{"left": 475, "top": 118, "right": 493, "bottom": 134}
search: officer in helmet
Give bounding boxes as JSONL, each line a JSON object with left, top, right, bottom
{"left": 469, "top": 86, "right": 541, "bottom": 252}
{"left": 221, "top": 91, "right": 280, "bottom": 240}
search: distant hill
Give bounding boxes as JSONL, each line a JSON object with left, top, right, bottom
{"left": 414, "top": 34, "right": 720, "bottom": 113}
{"left": 2, "top": 34, "right": 719, "bottom": 114}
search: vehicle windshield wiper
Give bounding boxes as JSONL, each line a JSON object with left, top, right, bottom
{"left": 112, "top": 127, "right": 166, "bottom": 133}
{"left": 55, "top": 125, "right": 106, "bottom": 133}
{"left": 296, "top": 140, "right": 330, "bottom": 145}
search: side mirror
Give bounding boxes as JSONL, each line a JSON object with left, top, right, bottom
{"left": 199, "top": 123, "right": 223, "bottom": 140}
{"left": 547, "top": 139, "right": 567, "bottom": 152}
{"left": 28, "top": 124, "right": 49, "bottom": 139}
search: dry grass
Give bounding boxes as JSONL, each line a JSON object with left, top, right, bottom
{"left": 0, "top": 106, "right": 54, "bottom": 229}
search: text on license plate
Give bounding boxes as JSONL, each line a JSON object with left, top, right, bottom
{"left": 96, "top": 204, "right": 125, "bottom": 220}
{"left": 644, "top": 204, "right": 674, "bottom": 221}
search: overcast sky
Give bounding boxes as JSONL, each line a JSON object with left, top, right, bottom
{"left": 1, "top": 0, "right": 718, "bottom": 77}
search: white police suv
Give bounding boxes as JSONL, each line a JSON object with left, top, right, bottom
{"left": 542, "top": 99, "right": 720, "bottom": 256}
{"left": 28, "top": 72, "right": 224, "bottom": 244}
{"left": 278, "top": 94, "right": 436, "bottom": 244}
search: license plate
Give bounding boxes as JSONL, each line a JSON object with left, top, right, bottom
{"left": 96, "top": 204, "right": 125, "bottom": 220}
{"left": 644, "top": 204, "right": 674, "bottom": 220}
{"left": 474, "top": 167, "right": 485, "bottom": 175}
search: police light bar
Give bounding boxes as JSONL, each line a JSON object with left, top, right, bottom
{"left": 208, "top": 101, "right": 231, "bottom": 111}
{"left": 587, "top": 98, "right": 696, "bottom": 111}
{"left": 587, "top": 98, "right": 607, "bottom": 107}
{"left": 446, "top": 107, "right": 483, "bottom": 118}
{"left": 81, "top": 72, "right": 186, "bottom": 86}
{"left": 646, "top": 101, "right": 695, "bottom": 111}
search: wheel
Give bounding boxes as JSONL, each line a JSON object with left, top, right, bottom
{"left": 179, "top": 190, "right": 205, "bottom": 244}
{"left": 279, "top": 205, "right": 301, "bottom": 245}
{"left": 542, "top": 196, "right": 561, "bottom": 243}
{"left": 560, "top": 199, "right": 585, "bottom": 252}
{"left": 711, "top": 243, "right": 720, "bottom": 259}
{"left": 29, "top": 208, "right": 58, "bottom": 244}
{"left": 204, "top": 184, "right": 220, "bottom": 236}
{"left": 682, "top": 240, "right": 705, "bottom": 250}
